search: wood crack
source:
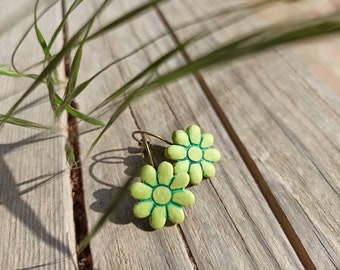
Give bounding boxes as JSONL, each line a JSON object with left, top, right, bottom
{"left": 177, "top": 225, "right": 199, "bottom": 270}
{"left": 61, "top": 0, "right": 93, "bottom": 269}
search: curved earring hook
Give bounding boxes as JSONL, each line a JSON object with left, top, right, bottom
{"left": 141, "top": 133, "right": 155, "bottom": 168}
{"left": 131, "top": 130, "right": 173, "bottom": 146}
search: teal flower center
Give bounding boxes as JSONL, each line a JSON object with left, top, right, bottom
{"left": 153, "top": 186, "right": 172, "bottom": 205}
{"left": 188, "top": 146, "right": 203, "bottom": 162}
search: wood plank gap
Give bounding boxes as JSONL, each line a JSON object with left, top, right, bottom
{"left": 61, "top": 0, "right": 93, "bottom": 269}
{"left": 177, "top": 225, "right": 199, "bottom": 270}
{"left": 153, "top": 4, "right": 317, "bottom": 270}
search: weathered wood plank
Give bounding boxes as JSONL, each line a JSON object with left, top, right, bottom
{"left": 158, "top": 0, "right": 340, "bottom": 268}
{"left": 70, "top": 0, "right": 303, "bottom": 268}
{"left": 0, "top": 1, "right": 76, "bottom": 269}
{"left": 66, "top": 1, "right": 194, "bottom": 269}
{"left": 255, "top": 0, "right": 340, "bottom": 98}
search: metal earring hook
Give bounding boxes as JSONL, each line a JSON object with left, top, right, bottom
{"left": 141, "top": 133, "right": 155, "bottom": 168}
{"left": 131, "top": 130, "right": 173, "bottom": 168}
{"left": 131, "top": 130, "right": 173, "bottom": 146}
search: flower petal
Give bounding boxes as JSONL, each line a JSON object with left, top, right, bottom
{"left": 149, "top": 206, "right": 167, "bottom": 229}
{"left": 200, "top": 133, "right": 214, "bottom": 148}
{"left": 157, "top": 161, "right": 173, "bottom": 185}
{"left": 204, "top": 148, "right": 221, "bottom": 162}
{"left": 201, "top": 160, "right": 216, "bottom": 178}
{"left": 172, "top": 190, "right": 195, "bottom": 206}
{"left": 130, "top": 182, "right": 152, "bottom": 200}
{"left": 170, "top": 172, "right": 190, "bottom": 190}
{"left": 165, "top": 145, "right": 187, "bottom": 160}
{"left": 172, "top": 130, "right": 190, "bottom": 147}
{"left": 187, "top": 125, "right": 201, "bottom": 145}
{"left": 133, "top": 201, "right": 154, "bottom": 218}
{"left": 189, "top": 163, "right": 203, "bottom": 185}
{"left": 141, "top": 165, "right": 157, "bottom": 187}
{"left": 167, "top": 204, "right": 184, "bottom": 224}
{"left": 174, "top": 160, "right": 190, "bottom": 174}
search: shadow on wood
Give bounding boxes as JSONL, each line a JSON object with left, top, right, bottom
{"left": 0, "top": 132, "right": 72, "bottom": 258}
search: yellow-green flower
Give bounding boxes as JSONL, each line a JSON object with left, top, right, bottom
{"left": 165, "top": 125, "right": 221, "bottom": 185}
{"left": 130, "top": 161, "right": 195, "bottom": 229}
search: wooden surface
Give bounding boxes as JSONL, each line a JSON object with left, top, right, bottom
{"left": 69, "top": 0, "right": 304, "bottom": 269}
{"left": 159, "top": 0, "right": 340, "bottom": 269}
{"left": 0, "top": 1, "right": 77, "bottom": 269}
{"left": 1, "top": 0, "right": 339, "bottom": 269}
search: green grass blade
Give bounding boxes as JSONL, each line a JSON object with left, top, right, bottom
{"left": 88, "top": 94, "right": 136, "bottom": 156}
{"left": 47, "top": 75, "right": 59, "bottom": 114}
{"left": 10, "top": 0, "right": 70, "bottom": 75}
{"left": 65, "top": 139, "right": 77, "bottom": 167}
{"left": 11, "top": 0, "right": 57, "bottom": 73}
{"left": 2, "top": 0, "right": 164, "bottom": 126}
{"left": 0, "top": 66, "right": 62, "bottom": 84}
{"left": 70, "top": 80, "right": 91, "bottom": 99}
{"left": 0, "top": 0, "right": 104, "bottom": 127}
{"left": 86, "top": 0, "right": 166, "bottom": 41}
{"left": 0, "top": 113, "right": 50, "bottom": 129}
{"left": 89, "top": 0, "right": 282, "bottom": 115}
{"left": 65, "top": 106, "right": 105, "bottom": 127}
{"left": 77, "top": 174, "right": 136, "bottom": 253}
{"left": 0, "top": 69, "right": 63, "bottom": 87}
{"left": 0, "top": 67, "right": 21, "bottom": 77}
{"left": 62, "top": 45, "right": 83, "bottom": 102}
{"left": 59, "top": 15, "right": 94, "bottom": 116}
{"left": 34, "top": 0, "right": 61, "bottom": 115}
{"left": 90, "top": 35, "right": 198, "bottom": 115}
{"left": 135, "top": 11, "right": 340, "bottom": 93}
{"left": 54, "top": 95, "right": 104, "bottom": 126}
{"left": 34, "top": 25, "right": 49, "bottom": 59}
{"left": 47, "top": 0, "right": 83, "bottom": 51}
{"left": 88, "top": 11, "right": 340, "bottom": 152}
{"left": 19, "top": 0, "right": 278, "bottom": 79}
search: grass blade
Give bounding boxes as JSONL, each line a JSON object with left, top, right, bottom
{"left": 34, "top": 0, "right": 61, "bottom": 115}
{"left": 48, "top": 0, "right": 83, "bottom": 51}
{"left": 88, "top": 11, "right": 340, "bottom": 152}
{"left": 11, "top": 0, "right": 57, "bottom": 73}
{"left": 0, "top": 113, "right": 50, "bottom": 129}
{"left": 132, "top": 11, "right": 340, "bottom": 93}
{"left": 61, "top": 45, "right": 83, "bottom": 109}
{"left": 2, "top": 0, "right": 169, "bottom": 127}
{"left": 47, "top": 75, "right": 59, "bottom": 114}
{"left": 55, "top": 95, "right": 105, "bottom": 126}
{"left": 34, "top": 26, "right": 49, "bottom": 57}
{"left": 86, "top": 0, "right": 166, "bottom": 41}
{"left": 90, "top": 35, "right": 198, "bottom": 115}
{"left": 0, "top": 1, "right": 105, "bottom": 127}
{"left": 77, "top": 174, "right": 136, "bottom": 253}
{"left": 0, "top": 67, "right": 21, "bottom": 77}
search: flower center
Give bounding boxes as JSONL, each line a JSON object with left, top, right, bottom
{"left": 152, "top": 186, "right": 172, "bottom": 205}
{"left": 188, "top": 146, "right": 203, "bottom": 162}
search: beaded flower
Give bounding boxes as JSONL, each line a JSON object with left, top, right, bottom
{"left": 165, "top": 125, "right": 221, "bottom": 185}
{"left": 130, "top": 161, "right": 195, "bottom": 229}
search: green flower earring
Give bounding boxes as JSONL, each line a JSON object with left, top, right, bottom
{"left": 130, "top": 124, "right": 220, "bottom": 229}
{"left": 130, "top": 162, "right": 195, "bottom": 229}
{"left": 130, "top": 131, "right": 195, "bottom": 229}
{"left": 165, "top": 125, "right": 221, "bottom": 184}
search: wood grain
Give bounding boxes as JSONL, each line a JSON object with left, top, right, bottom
{"left": 0, "top": 1, "right": 77, "bottom": 269}
{"left": 69, "top": 0, "right": 303, "bottom": 268}
{"left": 158, "top": 0, "right": 340, "bottom": 268}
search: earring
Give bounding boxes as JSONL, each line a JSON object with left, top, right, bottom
{"left": 129, "top": 131, "right": 195, "bottom": 229}
{"left": 165, "top": 125, "right": 221, "bottom": 185}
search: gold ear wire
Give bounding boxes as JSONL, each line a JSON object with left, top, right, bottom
{"left": 141, "top": 133, "right": 155, "bottom": 168}
{"left": 131, "top": 130, "right": 173, "bottom": 146}
{"left": 132, "top": 130, "right": 173, "bottom": 168}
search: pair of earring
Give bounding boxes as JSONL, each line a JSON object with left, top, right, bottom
{"left": 129, "top": 124, "right": 221, "bottom": 229}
